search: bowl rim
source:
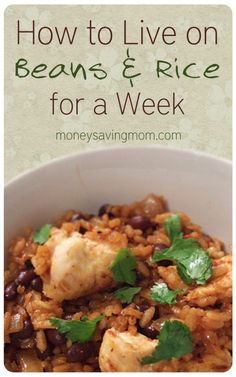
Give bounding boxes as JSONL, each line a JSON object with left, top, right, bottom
{"left": 5, "top": 145, "right": 232, "bottom": 190}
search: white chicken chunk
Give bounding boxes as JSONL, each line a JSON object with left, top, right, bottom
{"left": 32, "top": 229, "right": 120, "bottom": 301}
{"left": 99, "top": 328, "right": 158, "bottom": 372}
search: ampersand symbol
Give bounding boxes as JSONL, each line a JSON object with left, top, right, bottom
{"left": 122, "top": 49, "right": 141, "bottom": 87}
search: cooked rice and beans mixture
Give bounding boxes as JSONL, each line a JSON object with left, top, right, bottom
{"left": 4, "top": 194, "right": 232, "bottom": 372}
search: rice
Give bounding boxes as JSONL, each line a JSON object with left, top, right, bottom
{"left": 139, "top": 307, "right": 155, "bottom": 328}
{"left": 4, "top": 193, "right": 232, "bottom": 372}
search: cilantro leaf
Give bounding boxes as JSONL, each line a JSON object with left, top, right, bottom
{"left": 110, "top": 248, "right": 137, "bottom": 285}
{"left": 49, "top": 315, "right": 105, "bottom": 343}
{"left": 150, "top": 282, "right": 181, "bottom": 304}
{"left": 142, "top": 320, "right": 193, "bottom": 364}
{"left": 164, "top": 214, "right": 182, "bottom": 242}
{"left": 33, "top": 224, "right": 52, "bottom": 244}
{"left": 114, "top": 286, "right": 141, "bottom": 304}
{"left": 153, "top": 238, "right": 212, "bottom": 285}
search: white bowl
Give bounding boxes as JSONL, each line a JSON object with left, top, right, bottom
{"left": 5, "top": 146, "right": 232, "bottom": 249}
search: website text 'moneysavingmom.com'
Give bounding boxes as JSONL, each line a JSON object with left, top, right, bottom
{"left": 55, "top": 130, "right": 182, "bottom": 143}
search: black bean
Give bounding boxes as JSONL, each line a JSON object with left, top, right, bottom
{"left": 5, "top": 344, "right": 17, "bottom": 361}
{"left": 127, "top": 215, "right": 151, "bottom": 231}
{"left": 11, "top": 319, "right": 34, "bottom": 341}
{"left": 31, "top": 277, "right": 43, "bottom": 292}
{"left": 136, "top": 269, "right": 145, "bottom": 282}
{"left": 24, "top": 259, "right": 33, "bottom": 269}
{"left": 135, "top": 303, "right": 150, "bottom": 312}
{"left": 98, "top": 204, "right": 110, "bottom": 217}
{"left": 19, "top": 319, "right": 34, "bottom": 339}
{"left": 79, "top": 226, "right": 87, "bottom": 235}
{"left": 4, "top": 281, "right": 17, "bottom": 301}
{"left": 140, "top": 323, "right": 159, "bottom": 339}
{"left": 93, "top": 341, "right": 101, "bottom": 356}
{"left": 157, "top": 260, "right": 173, "bottom": 267}
{"left": 9, "top": 335, "right": 20, "bottom": 348}
{"left": 71, "top": 213, "right": 85, "bottom": 222}
{"left": 16, "top": 269, "right": 36, "bottom": 287}
{"left": 36, "top": 345, "right": 52, "bottom": 360}
{"left": 153, "top": 243, "right": 173, "bottom": 267}
{"left": 153, "top": 307, "right": 160, "bottom": 320}
{"left": 66, "top": 342, "right": 92, "bottom": 363}
{"left": 46, "top": 329, "right": 66, "bottom": 346}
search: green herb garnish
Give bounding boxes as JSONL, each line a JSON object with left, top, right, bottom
{"left": 114, "top": 286, "right": 141, "bottom": 304}
{"left": 110, "top": 248, "right": 137, "bottom": 286}
{"left": 142, "top": 320, "right": 193, "bottom": 365}
{"left": 150, "top": 282, "right": 181, "bottom": 305}
{"left": 49, "top": 315, "right": 105, "bottom": 343}
{"left": 33, "top": 224, "right": 52, "bottom": 244}
{"left": 153, "top": 238, "right": 212, "bottom": 285}
{"left": 164, "top": 214, "right": 182, "bottom": 242}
